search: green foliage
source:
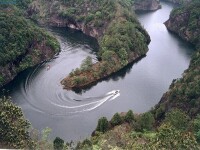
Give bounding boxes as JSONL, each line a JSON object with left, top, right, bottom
{"left": 16, "top": 0, "right": 32, "bottom": 9}
{"left": 31, "top": 127, "right": 54, "bottom": 150}
{"left": 0, "top": 8, "right": 59, "bottom": 87}
{"left": 53, "top": 137, "right": 64, "bottom": 150}
{"left": 110, "top": 113, "right": 122, "bottom": 126}
{"left": 155, "top": 50, "right": 200, "bottom": 118}
{"left": 101, "top": 21, "right": 149, "bottom": 62}
{"left": 101, "top": 50, "right": 117, "bottom": 62}
{"left": 124, "top": 110, "right": 134, "bottom": 123}
{"left": 72, "top": 76, "right": 87, "bottom": 85}
{"left": 0, "top": 12, "right": 58, "bottom": 66}
{"left": 155, "top": 103, "right": 165, "bottom": 119}
{"left": 80, "top": 56, "right": 93, "bottom": 71}
{"left": 192, "top": 115, "right": 200, "bottom": 142}
{"left": 85, "top": 13, "right": 95, "bottom": 24}
{"left": 164, "top": 109, "right": 190, "bottom": 131}
{"left": 137, "top": 112, "right": 155, "bottom": 131}
{"left": 0, "top": 97, "right": 34, "bottom": 149}
{"left": 149, "top": 123, "right": 199, "bottom": 149}
{"left": 62, "top": 0, "right": 150, "bottom": 88}
{"left": 59, "top": 8, "right": 77, "bottom": 20}
{"left": 170, "top": 2, "right": 200, "bottom": 45}
{"left": 81, "top": 138, "right": 92, "bottom": 147}
{"left": 96, "top": 117, "right": 109, "bottom": 133}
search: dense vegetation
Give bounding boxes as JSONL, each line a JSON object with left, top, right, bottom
{"left": 0, "top": 97, "right": 34, "bottom": 149}
{"left": 58, "top": 0, "right": 150, "bottom": 89}
{"left": 0, "top": 4, "right": 60, "bottom": 87}
{"left": 77, "top": 109, "right": 200, "bottom": 149}
{"left": 169, "top": 1, "right": 200, "bottom": 46}
{"left": 24, "top": 0, "right": 150, "bottom": 89}
{"left": 0, "top": 12, "right": 59, "bottom": 66}
{"left": 1, "top": 0, "right": 200, "bottom": 149}
{"left": 75, "top": 1, "right": 200, "bottom": 149}
{"left": 154, "top": 1, "right": 200, "bottom": 119}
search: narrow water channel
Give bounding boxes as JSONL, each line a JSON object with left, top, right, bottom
{"left": 0, "top": 1, "right": 194, "bottom": 141}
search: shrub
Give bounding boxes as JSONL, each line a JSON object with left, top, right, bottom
{"left": 0, "top": 97, "right": 34, "bottom": 149}
{"left": 53, "top": 137, "right": 64, "bottom": 150}
{"left": 150, "top": 123, "right": 199, "bottom": 149}
{"left": 85, "top": 13, "right": 94, "bottom": 24}
{"left": 124, "top": 110, "right": 134, "bottom": 123}
{"left": 192, "top": 115, "right": 200, "bottom": 142}
{"left": 80, "top": 56, "right": 93, "bottom": 71}
{"left": 155, "top": 104, "right": 165, "bottom": 119}
{"left": 137, "top": 112, "right": 155, "bottom": 131}
{"left": 82, "top": 139, "right": 92, "bottom": 147}
{"left": 110, "top": 113, "right": 122, "bottom": 126}
{"left": 96, "top": 117, "right": 109, "bottom": 133}
{"left": 164, "top": 109, "right": 190, "bottom": 131}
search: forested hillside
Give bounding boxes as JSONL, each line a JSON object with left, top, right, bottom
{"left": 76, "top": 1, "right": 200, "bottom": 149}
{"left": 1, "top": 0, "right": 200, "bottom": 149}
{"left": 155, "top": 1, "right": 200, "bottom": 118}
{"left": 0, "top": 4, "right": 59, "bottom": 87}
{"left": 51, "top": 0, "right": 151, "bottom": 89}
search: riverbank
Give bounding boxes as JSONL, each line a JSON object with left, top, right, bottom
{"left": 154, "top": 1, "right": 200, "bottom": 119}
{"left": 0, "top": 1, "right": 194, "bottom": 142}
{"left": 53, "top": 0, "right": 150, "bottom": 90}
{"left": 0, "top": 6, "right": 60, "bottom": 87}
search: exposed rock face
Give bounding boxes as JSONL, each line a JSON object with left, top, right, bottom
{"left": 165, "top": 12, "right": 191, "bottom": 42}
{"left": 0, "top": 42, "right": 58, "bottom": 87}
{"left": 27, "top": 1, "right": 109, "bottom": 41}
{"left": 0, "top": 8, "right": 60, "bottom": 87}
{"left": 164, "top": 5, "right": 200, "bottom": 46}
{"left": 49, "top": 15, "right": 105, "bottom": 40}
{"left": 134, "top": 0, "right": 161, "bottom": 11}
{"left": 27, "top": 0, "right": 150, "bottom": 90}
{"left": 154, "top": 2, "right": 200, "bottom": 119}
{"left": 162, "top": 0, "right": 192, "bottom": 4}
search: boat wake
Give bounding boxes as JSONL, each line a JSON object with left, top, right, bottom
{"left": 22, "top": 67, "right": 120, "bottom": 116}
{"left": 51, "top": 90, "right": 120, "bottom": 114}
{"left": 20, "top": 52, "right": 120, "bottom": 116}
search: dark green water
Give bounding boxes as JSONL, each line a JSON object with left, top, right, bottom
{"left": 0, "top": 2, "right": 194, "bottom": 141}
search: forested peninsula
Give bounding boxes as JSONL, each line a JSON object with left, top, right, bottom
{"left": 0, "top": 0, "right": 162, "bottom": 89}
{"left": 76, "top": 1, "right": 200, "bottom": 149}
{"left": 55, "top": 0, "right": 151, "bottom": 89}
{"left": 1, "top": 0, "right": 200, "bottom": 149}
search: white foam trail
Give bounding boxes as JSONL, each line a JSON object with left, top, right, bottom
{"left": 51, "top": 93, "right": 114, "bottom": 109}
{"left": 51, "top": 90, "right": 120, "bottom": 113}
{"left": 109, "top": 93, "right": 120, "bottom": 101}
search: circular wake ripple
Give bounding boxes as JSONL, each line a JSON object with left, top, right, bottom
{"left": 21, "top": 59, "right": 120, "bottom": 116}
{"left": 17, "top": 30, "right": 120, "bottom": 116}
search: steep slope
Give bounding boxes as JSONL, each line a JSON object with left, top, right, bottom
{"left": 162, "top": 0, "right": 192, "bottom": 4}
{"left": 0, "top": 97, "right": 34, "bottom": 149}
{"left": 154, "top": 1, "right": 200, "bottom": 118}
{"left": 30, "top": 0, "right": 150, "bottom": 89}
{"left": 164, "top": 2, "right": 200, "bottom": 46}
{"left": 0, "top": 5, "right": 60, "bottom": 87}
{"left": 74, "top": 2, "right": 200, "bottom": 149}
{"left": 134, "top": 0, "right": 161, "bottom": 11}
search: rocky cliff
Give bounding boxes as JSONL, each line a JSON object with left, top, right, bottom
{"left": 27, "top": 0, "right": 151, "bottom": 90}
{"left": 154, "top": 1, "right": 200, "bottom": 119}
{"left": 0, "top": 7, "right": 60, "bottom": 87}
{"left": 164, "top": 2, "right": 200, "bottom": 47}
{"left": 162, "top": 0, "right": 192, "bottom": 4}
{"left": 134, "top": 0, "right": 161, "bottom": 11}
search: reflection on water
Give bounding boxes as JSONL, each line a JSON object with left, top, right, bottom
{"left": 0, "top": 1, "right": 195, "bottom": 141}
{"left": 48, "top": 27, "right": 99, "bottom": 53}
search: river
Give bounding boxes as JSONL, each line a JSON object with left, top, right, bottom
{"left": 0, "top": 1, "right": 194, "bottom": 141}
